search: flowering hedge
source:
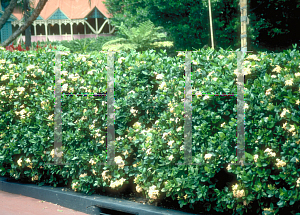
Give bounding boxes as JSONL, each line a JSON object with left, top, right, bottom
{"left": 0, "top": 46, "right": 300, "bottom": 214}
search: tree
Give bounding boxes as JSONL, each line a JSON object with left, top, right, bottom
{"left": 101, "top": 20, "right": 173, "bottom": 53}
{"left": 0, "top": 0, "right": 48, "bottom": 48}
{"left": 24, "top": 0, "right": 33, "bottom": 49}
{"left": 0, "top": 0, "right": 18, "bottom": 33}
{"left": 103, "top": 0, "right": 300, "bottom": 54}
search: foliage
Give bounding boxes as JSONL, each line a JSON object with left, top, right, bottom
{"left": 103, "top": 0, "right": 300, "bottom": 54}
{"left": 101, "top": 20, "right": 174, "bottom": 53}
{"left": 0, "top": 46, "right": 300, "bottom": 214}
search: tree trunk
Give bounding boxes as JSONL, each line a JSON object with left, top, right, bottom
{"left": 24, "top": 0, "right": 31, "bottom": 49}
{"left": 0, "top": 0, "right": 18, "bottom": 31}
{"left": 0, "top": 0, "right": 48, "bottom": 48}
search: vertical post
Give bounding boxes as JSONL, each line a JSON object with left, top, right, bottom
{"left": 45, "top": 23, "right": 48, "bottom": 42}
{"left": 109, "top": 19, "right": 111, "bottom": 33}
{"left": 184, "top": 51, "right": 192, "bottom": 165}
{"left": 70, "top": 22, "right": 73, "bottom": 41}
{"left": 236, "top": 51, "right": 246, "bottom": 166}
{"left": 84, "top": 22, "right": 86, "bottom": 35}
{"left": 107, "top": 51, "right": 116, "bottom": 165}
{"left": 34, "top": 24, "right": 36, "bottom": 36}
{"left": 95, "top": 17, "right": 98, "bottom": 37}
{"left": 240, "top": 0, "right": 248, "bottom": 53}
{"left": 208, "top": 0, "right": 214, "bottom": 49}
{"left": 59, "top": 22, "right": 61, "bottom": 36}
{"left": 53, "top": 52, "right": 63, "bottom": 165}
{"left": 235, "top": 0, "right": 248, "bottom": 166}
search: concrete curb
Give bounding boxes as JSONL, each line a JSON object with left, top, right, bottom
{"left": 0, "top": 176, "right": 210, "bottom": 215}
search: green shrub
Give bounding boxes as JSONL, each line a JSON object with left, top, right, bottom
{"left": 0, "top": 45, "right": 299, "bottom": 214}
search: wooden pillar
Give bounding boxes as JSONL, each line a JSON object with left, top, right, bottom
{"left": 109, "top": 19, "right": 111, "bottom": 33}
{"left": 34, "top": 24, "right": 36, "bottom": 36}
{"left": 84, "top": 22, "right": 86, "bottom": 35}
{"left": 59, "top": 22, "right": 61, "bottom": 36}
{"left": 240, "top": 0, "right": 248, "bottom": 53}
{"left": 208, "top": 0, "right": 214, "bottom": 49}
{"left": 45, "top": 22, "right": 48, "bottom": 42}
{"left": 70, "top": 21, "right": 73, "bottom": 40}
{"left": 95, "top": 17, "right": 98, "bottom": 38}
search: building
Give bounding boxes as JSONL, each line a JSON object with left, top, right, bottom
{"left": 2, "top": 0, "right": 115, "bottom": 44}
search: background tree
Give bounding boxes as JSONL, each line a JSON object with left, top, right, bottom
{"left": 0, "top": 0, "right": 38, "bottom": 47}
{"left": 0, "top": 0, "right": 47, "bottom": 47}
{"left": 101, "top": 20, "right": 173, "bottom": 52}
{"left": 0, "top": 0, "right": 18, "bottom": 32}
{"left": 103, "top": 0, "right": 300, "bottom": 54}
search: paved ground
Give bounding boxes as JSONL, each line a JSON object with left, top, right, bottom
{"left": 0, "top": 190, "right": 89, "bottom": 215}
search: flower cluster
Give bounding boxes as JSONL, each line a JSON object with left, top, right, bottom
{"left": 102, "top": 170, "right": 112, "bottom": 181}
{"left": 136, "top": 184, "right": 143, "bottom": 193}
{"left": 114, "top": 156, "right": 125, "bottom": 169}
{"left": 285, "top": 78, "right": 294, "bottom": 86}
{"left": 280, "top": 108, "right": 290, "bottom": 118}
{"left": 72, "top": 182, "right": 79, "bottom": 191}
{"left": 148, "top": 185, "right": 159, "bottom": 199}
{"left": 275, "top": 158, "right": 286, "bottom": 168}
{"left": 79, "top": 173, "right": 87, "bottom": 178}
{"left": 204, "top": 153, "right": 213, "bottom": 160}
{"left": 265, "top": 88, "right": 272, "bottom": 96}
{"left": 232, "top": 184, "right": 245, "bottom": 198}
{"left": 31, "top": 175, "right": 39, "bottom": 181}
{"left": 272, "top": 65, "right": 282, "bottom": 73}
{"left": 110, "top": 178, "right": 126, "bottom": 189}
{"left": 264, "top": 148, "right": 276, "bottom": 157}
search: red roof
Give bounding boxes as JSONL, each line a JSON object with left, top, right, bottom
{"left": 11, "top": 0, "right": 113, "bottom": 21}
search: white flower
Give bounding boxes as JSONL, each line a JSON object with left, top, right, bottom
{"left": 221, "top": 122, "right": 225, "bottom": 127}
{"left": 244, "top": 103, "right": 249, "bottom": 109}
{"left": 204, "top": 153, "right": 213, "bottom": 160}
{"left": 102, "top": 170, "right": 111, "bottom": 181}
{"left": 146, "top": 148, "right": 152, "bottom": 155}
{"left": 275, "top": 158, "right": 286, "bottom": 168}
{"left": 87, "top": 70, "right": 96, "bottom": 75}
{"left": 212, "top": 77, "right": 218, "bottom": 81}
{"left": 68, "top": 73, "right": 80, "bottom": 81}
{"left": 264, "top": 148, "right": 272, "bottom": 153}
{"left": 89, "top": 158, "right": 96, "bottom": 165}
{"left": 289, "top": 125, "right": 295, "bottom": 133}
{"left": 61, "top": 84, "right": 68, "bottom": 92}
{"left": 176, "top": 126, "right": 182, "bottom": 132}
{"left": 271, "top": 75, "right": 277, "bottom": 78}
{"left": 136, "top": 184, "right": 143, "bottom": 193}
{"left": 79, "top": 173, "right": 87, "bottom": 178}
{"left": 159, "top": 81, "right": 167, "bottom": 90}
{"left": 254, "top": 154, "right": 258, "bottom": 162}
{"left": 26, "top": 65, "right": 35, "bottom": 71}
{"left": 1, "top": 75, "right": 9, "bottom": 81}
{"left": 148, "top": 185, "right": 159, "bottom": 199}
{"left": 295, "top": 72, "right": 300, "bottom": 77}
{"left": 17, "top": 158, "right": 22, "bottom": 166}
{"left": 265, "top": 88, "right": 272, "bottom": 96}
{"left": 133, "top": 122, "right": 141, "bottom": 129}
{"left": 167, "top": 140, "right": 174, "bottom": 147}
{"left": 61, "top": 71, "right": 68, "bottom": 76}
{"left": 118, "top": 57, "right": 126, "bottom": 64}
{"left": 272, "top": 65, "right": 281, "bottom": 73}
{"left": 25, "top": 158, "right": 31, "bottom": 163}
{"left": 156, "top": 74, "right": 164, "bottom": 80}
{"left": 192, "top": 60, "right": 198, "bottom": 65}
{"left": 203, "top": 95, "right": 210, "bottom": 100}
{"left": 180, "top": 145, "right": 184, "bottom": 151}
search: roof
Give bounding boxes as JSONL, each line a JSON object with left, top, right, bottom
{"left": 10, "top": 0, "right": 113, "bottom": 21}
